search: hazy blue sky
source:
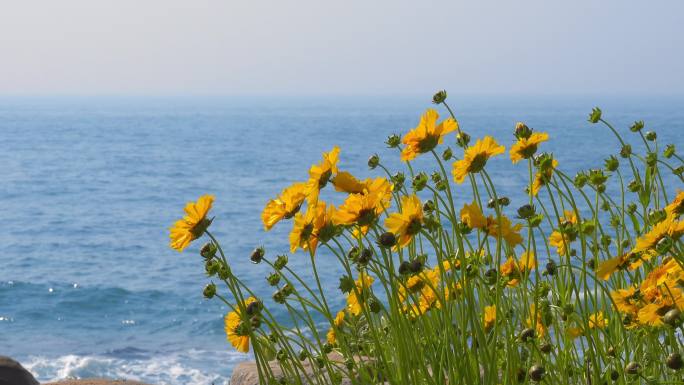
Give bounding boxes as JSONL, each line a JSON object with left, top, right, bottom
{"left": 1, "top": 1, "right": 682, "bottom": 95}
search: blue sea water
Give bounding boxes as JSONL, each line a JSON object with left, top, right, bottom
{"left": 0, "top": 95, "right": 682, "bottom": 384}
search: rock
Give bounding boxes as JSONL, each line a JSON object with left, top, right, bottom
{"left": 0, "top": 356, "right": 39, "bottom": 385}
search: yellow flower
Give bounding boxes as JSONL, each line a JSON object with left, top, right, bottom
{"left": 332, "top": 171, "right": 367, "bottom": 194}
{"left": 385, "top": 195, "right": 424, "bottom": 247}
{"left": 610, "top": 286, "right": 639, "bottom": 316}
{"left": 549, "top": 230, "right": 574, "bottom": 256}
{"left": 484, "top": 305, "right": 497, "bottom": 332}
{"left": 306, "top": 146, "right": 340, "bottom": 204}
{"left": 289, "top": 202, "right": 326, "bottom": 254}
{"left": 665, "top": 190, "right": 684, "bottom": 217}
{"left": 225, "top": 297, "right": 257, "bottom": 353}
{"left": 326, "top": 328, "right": 336, "bottom": 345}
{"left": 596, "top": 253, "right": 631, "bottom": 280}
{"left": 640, "top": 264, "right": 671, "bottom": 292}
{"left": 637, "top": 303, "right": 663, "bottom": 327}
{"left": 401, "top": 109, "right": 459, "bottom": 161}
{"left": 633, "top": 215, "right": 684, "bottom": 254}
{"left": 568, "top": 312, "right": 607, "bottom": 338}
{"left": 399, "top": 268, "right": 440, "bottom": 304}
{"left": 169, "top": 194, "right": 214, "bottom": 252}
{"left": 452, "top": 136, "right": 505, "bottom": 184}
{"left": 261, "top": 182, "right": 308, "bottom": 230}
{"left": 334, "top": 178, "right": 392, "bottom": 227}
{"left": 510, "top": 132, "right": 549, "bottom": 164}
{"left": 500, "top": 252, "right": 536, "bottom": 287}
{"left": 531, "top": 159, "right": 559, "bottom": 196}
{"left": 486, "top": 215, "right": 523, "bottom": 247}
{"left": 460, "top": 201, "right": 487, "bottom": 229}
{"left": 333, "top": 310, "right": 346, "bottom": 327}
{"left": 347, "top": 274, "right": 374, "bottom": 316}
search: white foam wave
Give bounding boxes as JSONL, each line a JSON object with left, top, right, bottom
{"left": 23, "top": 349, "right": 247, "bottom": 385}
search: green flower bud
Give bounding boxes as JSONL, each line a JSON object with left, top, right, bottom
{"left": 663, "top": 308, "right": 681, "bottom": 327}
{"left": 620, "top": 144, "right": 632, "bottom": 158}
{"left": 267, "top": 272, "right": 281, "bottom": 286}
{"left": 322, "top": 343, "right": 333, "bottom": 354}
{"left": 442, "top": 147, "right": 453, "bottom": 160}
{"left": 666, "top": 352, "right": 683, "bottom": 370}
{"left": 385, "top": 134, "right": 401, "bottom": 148}
{"left": 519, "top": 328, "right": 535, "bottom": 342}
{"left": 338, "top": 275, "right": 355, "bottom": 293}
{"left": 246, "top": 300, "right": 262, "bottom": 316}
{"left": 484, "top": 268, "right": 498, "bottom": 285}
{"left": 539, "top": 343, "right": 552, "bottom": 354}
{"left": 601, "top": 235, "right": 612, "bottom": 248}
{"left": 604, "top": 155, "right": 619, "bottom": 172}
{"left": 514, "top": 122, "right": 532, "bottom": 140}
{"left": 675, "top": 166, "right": 684, "bottom": 176}
{"left": 625, "top": 362, "right": 640, "bottom": 375}
{"left": 298, "top": 350, "right": 309, "bottom": 361}
{"left": 368, "top": 154, "right": 380, "bottom": 169}
{"left": 627, "top": 203, "right": 637, "bottom": 214}
{"left": 200, "top": 242, "right": 217, "bottom": 260}
{"left": 423, "top": 200, "right": 436, "bottom": 213}
{"left": 274, "top": 254, "right": 288, "bottom": 270}
{"left": 203, "top": 282, "right": 216, "bottom": 298}
{"left": 610, "top": 369, "right": 619, "bottom": 381}
{"left": 432, "top": 90, "right": 448, "bottom": 104}
{"left": 498, "top": 197, "right": 510, "bottom": 206}
{"left": 645, "top": 131, "right": 657, "bottom": 141}
{"left": 646, "top": 152, "right": 657, "bottom": 167}
{"left": 574, "top": 172, "right": 588, "bottom": 188}
{"left": 369, "top": 298, "right": 382, "bottom": 313}
{"left": 205, "top": 259, "right": 220, "bottom": 276}
{"left": 664, "top": 144, "right": 675, "bottom": 159}
{"left": 456, "top": 132, "right": 471, "bottom": 148}
{"left": 398, "top": 261, "right": 411, "bottom": 275}
{"left": 588, "top": 169, "right": 608, "bottom": 186}
{"left": 528, "top": 364, "right": 545, "bottom": 382}
{"left": 218, "top": 265, "right": 230, "bottom": 280}
{"left": 529, "top": 214, "right": 543, "bottom": 228}
{"left": 409, "top": 259, "right": 423, "bottom": 273}
{"left": 588, "top": 107, "right": 602, "bottom": 123}
{"left": 544, "top": 260, "right": 557, "bottom": 276}
{"left": 517, "top": 204, "right": 536, "bottom": 219}
{"left": 391, "top": 172, "right": 405, "bottom": 189}
{"left": 412, "top": 172, "right": 428, "bottom": 192}
{"left": 630, "top": 120, "right": 644, "bottom": 132}
{"left": 250, "top": 246, "right": 265, "bottom": 264}
{"left": 378, "top": 232, "right": 397, "bottom": 248}
{"left": 357, "top": 248, "right": 372, "bottom": 265}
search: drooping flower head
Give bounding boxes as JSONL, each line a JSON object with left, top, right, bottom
{"left": 452, "top": 136, "right": 505, "bottom": 184}
{"left": 510, "top": 132, "right": 549, "bottom": 164}
{"left": 306, "top": 146, "right": 340, "bottom": 204}
{"left": 169, "top": 194, "right": 214, "bottom": 252}
{"left": 334, "top": 177, "right": 393, "bottom": 229}
{"left": 261, "top": 182, "right": 308, "bottom": 230}
{"left": 460, "top": 201, "right": 487, "bottom": 229}
{"left": 225, "top": 296, "right": 258, "bottom": 353}
{"left": 486, "top": 215, "right": 524, "bottom": 247}
{"left": 289, "top": 201, "right": 326, "bottom": 254}
{"left": 385, "top": 195, "right": 424, "bottom": 248}
{"left": 332, "top": 171, "right": 368, "bottom": 194}
{"left": 401, "top": 109, "right": 459, "bottom": 161}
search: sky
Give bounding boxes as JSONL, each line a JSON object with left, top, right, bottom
{"left": 1, "top": 0, "right": 682, "bottom": 95}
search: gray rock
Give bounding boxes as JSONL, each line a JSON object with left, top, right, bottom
{"left": 0, "top": 356, "right": 39, "bottom": 385}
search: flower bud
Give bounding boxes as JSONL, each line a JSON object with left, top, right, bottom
{"left": 378, "top": 232, "right": 397, "bottom": 248}
{"left": 517, "top": 204, "right": 535, "bottom": 219}
{"left": 205, "top": 259, "right": 220, "bottom": 276}
{"left": 442, "top": 147, "right": 453, "bottom": 160}
{"left": 528, "top": 364, "right": 545, "bottom": 382}
{"left": 675, "top": 166, "right": 684, "bottom": 176}
{"left": 610, "top": 369, "right": 619, "bottom": 381}
{"left": 368, "top": 154, "right": 380, "bottom": 169}
{"left": 357, "top": 248, "right": 372, "bottom": 265}
{"left": 298, "top": 350, "right": 309, "bottom": 361}
{"left": 274, "top": 254, "right": 288, "bottom": 270}
{"left": 398, "top": 261, "right": 411, "bottom": 275}
{"left": 484, "top": 268, "right": 498, "bottom": 285}
{"left": 588, "top": 107, "right": 602, "bottom": 123}
{"left": 322, "top": 343, "right": 333, "bottom": 354}
{"left": 604, "top": 155, "right": 619, "bottom": 172}
{"left": 412, "top": 172, "right": 428, "bottom": 192}
{"left": 630, "top": 120, "right": 644, "bottom": 132}
{"left": 620, "top": 144, "right": 632, "bottom": 158}
{"left": 664, "top": 144, "right": 675, "bottom": 159}
{"left": 456, "top": 132, "right": 470, "bottom": 148}
{"left": 391, "top": 172, "right": 405, "bottom": 189}
{"left": 663, "top": 308, "right": 681, "bottom": 327}
{"left": 544, "top": 260, "right": 557, "bottom": 276}
{"left": 369, "top": 298, "right": 382, "bottom": 313}
{"left": 246, "top": 300, "right": 262, "bottom": 316}
{"left": 574, "top": 172, "right": 588, "bottom": 188}
{"left": 385, "top": 134, "right": 401, "bottom": 148}
{"left": 539, "top": 343, "right": 552, "bottom": 354}
{"left": 250, "top": 315, "right": 261, "bottom": 329}
{"left": 499, "top": 197, "right": 510, "bottom": 206}
{"left": 520, "top": 328, "right": 535, "bottom": 342}
{"left": 267, "top": 272, "right": 281, "bottom": 286}
{"left": 514, "top": 122, "right": 532, "bottom": 140}
{"left": 250, "top": 247, "right": 265, "bottom": 264}
{"left": 423, "top": 200, "right": 436, "bottom": 214}
{"left": 200, "top": 242, "right": 217, "bottom": 260}
{"left": 203, "top": 283, "right": 216, "bottom": 298}
{"left": 338, "top": 275, "right": 355, "bottom": 293}
{"left": 218, "top": 265, "right": 230, "bottom": 280}
{"left": 432, "top": 90, "right": 448, "bottom": 104}
{"left": 625, "top": 362, "right": 640, "bottom": 375}
{"left": 409, "top": 259, "right": 423, "bottom": 273}
{"left": 627, "top": 202, "right": 637, "bottom": 214}
{"left": 666, "top": 352, "right": 683, "bottom": 370}
{"left": 645, "top": 131, "right": 657, "bottom": 141}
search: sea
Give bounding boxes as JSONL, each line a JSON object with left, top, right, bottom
{"left": 1, "top": 94, "right": 682, "bottom": 384}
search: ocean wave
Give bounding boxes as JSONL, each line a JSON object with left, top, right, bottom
{"left": 23, "top": 349, "right": 246, "bottom": 385}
